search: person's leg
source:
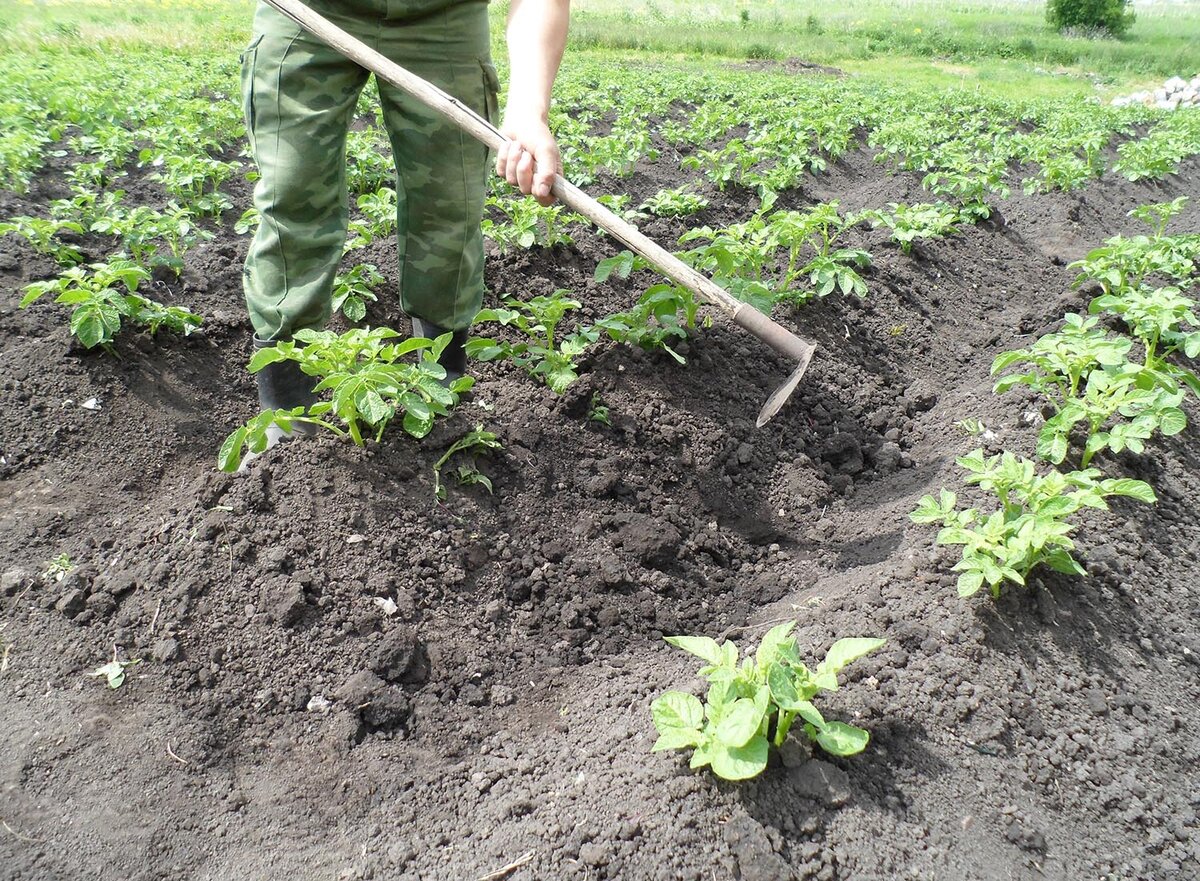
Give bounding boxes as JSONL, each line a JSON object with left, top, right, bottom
{"left": 376, "top": 0, "right": 498, "bottom": 336}
{"left": 241, "top": 1, "right": 371, "bottom": 342}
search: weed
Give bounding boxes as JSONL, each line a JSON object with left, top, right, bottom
{"left": 90, "top": 648, "right": 140, "bottom": 689}
{"left": 433, "top": 425, "right": 502, "bottom": 501}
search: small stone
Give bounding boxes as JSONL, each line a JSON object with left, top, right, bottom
{"left": 151, "top": 638, "right": 181, "bottom": 663}
{"left": 614, "top": 515, "right": 682, "bottom": 568}
{"left": 104, "top": 572, "right": 138, "bottom": 597}
{"left": 778, "top": 735, "right": 813, "bottom": 768}
{"left": 262, "top": 576, "right": 306, "bottom": 626}
{"left": 595, "top": 606, "right": 620, "bottom": 628}
{"left": 1086, "top": 689, "right": 1109, "bottom": 716}
{"left": 736, "top": 442, "right": 754, "bottom": 465}
{"left": 336, "top": 670, "right": 386, "bottom": 705}
{"left": 1005, "top": 820, "right": 1047, "bottom": 853}
{"left": 579, "top": 842, "right": 611, "bottom": 867}
{"left": 1, "top": 568, "right": 31, "bottom": 597}
{"left": 875, "top": 441, "right": 902, "bottom": 471}
{"left": 56, "top": 589, "right": 86, "bottom": 619}
{"left": 85, "top": 590, "right": 116, "bottom": 618}
{"left": 372, "top": 596, "right": 398, "bottom": 616}
{"left": 369, "top": 627, "right": 426, "bottom": 684}
{"left": 790, "top": 759, "right": 852, "bottom": 807}
{"left": 618, "top": 819, "right": 642, "bottom": 840}
{"left": 821, "top": 433, "right": 863, "bottom": 475}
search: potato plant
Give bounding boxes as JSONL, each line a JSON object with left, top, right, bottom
{"left": 594, "top": 251, "right": 702, "bottom": 363}
{"left": 1090, "top": 285, "right": 1200, "bottom": 386}
{"left": 862, "top": 202, "right": 961, "bottom": 254}
{"left": 596, "top": 283, "right": 700, "bottom": 364}
{"left": 911, "top": 450, "right": 1156, "bottom": 598}
{"left": 482, "top": 195, "right": 579, "bottom": 253}
{"left": 990, "top": 313, "right": 1188, "bottom": 465}
{"left": 19, "top": 260, "right": 201, "bottom": 349}
{"left": 681, "top": 139, "right": 758, "bottom": 191}
{"left": 0, "top": 215, "right": 85, "bottom": 266}
{"left": 770, "top": 201, "right": 870, "bottom": 305}
{"left": 466, "top": 291, "right": 599, "bottom": 393}
{"left": 640, "top": 186, "right": 709, "bottom": 218}
{"left": 345, "top": 186, "right": 398, "bottom": 249}
{"left": 332, "top": 263, "right": 383, "bottom": 323}
{"left": 218, "top": 328, "right": 473, "bottom": 471}
{"left": 147, "top": 153, "right": 238, "bottom": 217}
{"left": 651, "top": 623, "right": 885, "bottom": 781}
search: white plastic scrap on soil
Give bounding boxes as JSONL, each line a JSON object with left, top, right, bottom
{"left": 1110, "top": 75, "right": 1200, "bottom": 110}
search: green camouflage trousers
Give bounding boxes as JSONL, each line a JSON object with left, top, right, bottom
{"left": 240, "top": 0, "right": 498, "bottom": 341}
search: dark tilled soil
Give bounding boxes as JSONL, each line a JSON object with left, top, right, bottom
{"left": 2, "top": 130, "right": 1199, "bottom": 881}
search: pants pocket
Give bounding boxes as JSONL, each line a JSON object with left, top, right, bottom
{"left": 240, "top": 34, "right": 265, "bottom": 154}
{"left": 480, "top": 60, "right": 500, "bottom": 126}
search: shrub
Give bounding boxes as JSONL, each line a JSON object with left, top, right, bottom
{"left": 1046, "top": 0, "right": 1134, "bottom": 37}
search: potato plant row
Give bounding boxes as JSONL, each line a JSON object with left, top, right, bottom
{"left": 912, "top": 197, "right": 1200, "bottom": 598}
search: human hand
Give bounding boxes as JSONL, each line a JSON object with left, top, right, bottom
{"left": 495, "top": 111, "right": 561, "bottom": 206}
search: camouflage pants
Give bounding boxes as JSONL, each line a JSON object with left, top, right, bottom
{"left": 240, "top": 0, "right": 498, "bottom": 340}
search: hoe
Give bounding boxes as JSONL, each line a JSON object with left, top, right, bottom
{"left": 263, "top": 0, "right": 818, "bottom": 426}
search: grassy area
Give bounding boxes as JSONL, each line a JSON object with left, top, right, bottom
{"left": 2, "top": 0, "right": 1198, "bottom": 102}
{"left": 568, "top": 0, "right": 1200, "bottom": 94}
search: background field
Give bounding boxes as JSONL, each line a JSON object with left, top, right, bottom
{"left": 2, "top": 0, "right": 1200, "bottom": 98}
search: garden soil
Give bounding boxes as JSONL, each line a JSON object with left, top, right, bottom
{"left": 2, "top": 111, "right": 1199, "bottom": 881}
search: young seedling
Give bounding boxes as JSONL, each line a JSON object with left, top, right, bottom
{"left": 218, "top": 328, "right": 473, "bottom": 471}
{"left": 1089, "top": 285, "right": 1200, "bottom": 396}
{"left": 681, "top": 139, "right": 758, "bottom": 191}
{"left": 1048, "top": 367, "right": 1185, "bottom": 466}
{"left": 43, "top": 553, "right": 73, "bottom": 583}
{"left": 90, "top": 647, "right": 140, "bottom": 689}
{"left": 588, "top": 393, "right": 612, "bottom": 426}
{"left": 910, "top": 450, "right": 1156, "bottom": 598}
{"left": 466, "top": 291, "right": 599, "bottom": 393}
{"left": 678, "top": 216, "right": 778, "bottom": 313}
{"left": 770, "top": 201, "right": 870, "bottom": 304}
{"left": 992, "top": 313, "right": 1134, "bottom": 410}
{"left": 234, "top": 207, "right": 260, "bottom": 236}
{"left": 20, "top": 260, "right": 201, "bottom": 349}
{"left": 482, "top": 195, "right": 578, "bottom": 252}
{"left": 432, "top": 425, "right": 502, "bottom": 501}
{"left": 332, "top": 263, "right": 383, "bottom": 323}
{"left": 148, "top": 153, "right": 237, "bottom": 217}
{"left": 651, "top": 623, "right": 885, "bottom": 781}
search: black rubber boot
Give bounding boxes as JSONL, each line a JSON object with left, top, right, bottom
{"left": 238, "top": 337, "right": 319, "bottom": 472}
{"left": 254, "top": 337, "right": 319, "bottom": 417}
{"left": 410, "top": 317, "right": 468, "bottom": 384}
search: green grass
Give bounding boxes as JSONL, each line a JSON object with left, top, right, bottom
{"left": 566, "top": 0, "right": 1200, "bottom": 96}
{"left": 2, "top": 0, "right": 1197, "bottom": 102}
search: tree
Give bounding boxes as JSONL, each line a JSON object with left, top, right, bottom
{"left": 1046, "top": 0, "right": 1135, "bottom": 37}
